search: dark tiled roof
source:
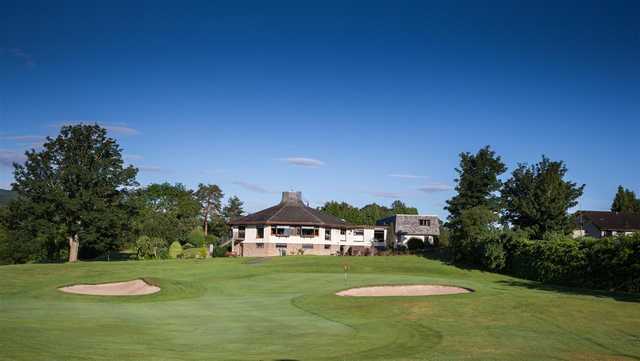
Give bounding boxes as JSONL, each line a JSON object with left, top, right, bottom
{"left": 228, "top": 192, "right": 348, "bottom": 227}
{"left": 578, "top": 211, "right": 640, "bottom": 231}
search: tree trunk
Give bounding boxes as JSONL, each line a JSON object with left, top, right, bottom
{"left": 68, "top": 234, "right": 79, "bottom": 263}
{"left": 203, "top": 202, "right": 211, "bottom": 236}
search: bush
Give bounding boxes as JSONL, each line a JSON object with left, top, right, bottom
{"left": 182, "top": 247, "right": 208, "bottom": 259}
{"left": 481, "top": 239, "right": 506, "bottom": 271}
{"left": 168, "top": 241, "right": 183, "bottom": 259}
{"left": 212, "top": 245, "right": 229, "bottom": 257}
{"left": 188, "top": 228, "right": 206, "bottom": 247}
{"left": 136, "top": 236, "right": 167, "bottom": 260}
{"left": 406, "top": 238, "right": 425, "bottom": 251}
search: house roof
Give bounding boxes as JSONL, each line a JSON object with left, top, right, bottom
{"left": 228, "top": 191, "right": 349, "bottom": 228}
{"left": 577, "top": 211, "right": 640, "bottom": 232}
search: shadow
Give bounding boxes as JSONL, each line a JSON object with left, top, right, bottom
{"left": 497, "top": 279, "right": 640, "bottom": 303}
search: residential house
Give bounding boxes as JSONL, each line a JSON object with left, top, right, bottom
{"left": 376, "top": 214, "right": 440, "bottom": 247}
{"left": 573, "top": 211, "right": 640, "bottom": 238}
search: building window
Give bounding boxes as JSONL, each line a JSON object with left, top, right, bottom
{"left": 340, "top": 228, "right": 346, "bottom": 235}
{"left": 354, "top": 229, "right": 364, "bottom": 236}
{"left": 256, "top": 243, "right": 264, "bottom": 248}
{"left": 271, "top": 226, "right": 289, "bottom": 237}
{"left": 325, "top": 228, "right": 332, "bottom": 240}
{"left": 419, "top": 219, "right": 427, "bottom": 226}
{"left": 301, "top": 226, "right": 319, "bottom": 238}
{"left": 374, "top": 230, "right": 385, "bottom": 241}
{"left": 275, "top": 243, "right": 288, "bottom": 248}
{"left": 238, "top": 226, "right": 246, "bottom": 239}
{"left": 324, "top": 244, "right": 331, "bottom": 249}
{"left": 256, "top": 226, "right": 264, "bottom": 239}
{"left": 302, "top": 244, "right": 314, "bottom": 249}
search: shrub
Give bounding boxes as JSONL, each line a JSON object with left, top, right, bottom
{"left": 168, "top": 241, "right": 183, "bottom": 259}
{"left": 212, "top": 245, "right": 229, "bottom": 257}
{"left": 136, "top": 236, "right": 167, "bottom": 260}
{"left": 406, "top": 238, "right": 425, "bottom": 251}
{"left": 481, "top": 239, "right": 506, "bottom": 271}
{"left": 188, "top": 228, "right": 206, "bottom": 247}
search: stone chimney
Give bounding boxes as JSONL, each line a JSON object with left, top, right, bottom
{"left": 281, "top": 191, "right": 303, "bottom": 204}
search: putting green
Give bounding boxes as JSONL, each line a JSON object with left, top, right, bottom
{"left": 0, "top": 256, "right": 638, "bottom": 360}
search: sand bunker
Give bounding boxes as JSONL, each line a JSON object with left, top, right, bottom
{"left": 59, "top": 279, "right": 160, "bottom": 296}
{"left": 336, "top": 284, "right": 471, "bottom": 297}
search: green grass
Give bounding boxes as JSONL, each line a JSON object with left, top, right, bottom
{"left": 0, "top": 256, "right": 639, "bottom": 361}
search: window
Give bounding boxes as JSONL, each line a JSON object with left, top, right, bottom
{"left": 419, "top": 219, "right": 431, "bottom": 227}
{"left": 340, "top": 228, "right": 346, "bottom": 235}
{"left": 374, "top": 230, "right": 385, "bottom": 241}
{"left": 256, "top": 226, "right": 264, "bottom": 239}
{"left": 276, "top": 243, "right": 288, "bottom": 248}
{"left": 238, "top": 226, "right": 246, "bottom": 239}
{"left": 271, "top": 226, "right": 289, "bottom": 237}
{"left": 325, "top": 228, "right": 332, "bottom": 241}
{"left": 301, "top": 226, "right": 319, "bottom": 238}
{"left": 354, "top": 229, "right": 364, "bottom": 236}
{"left": 324, "top": 244, "right": 331, "bottom": 249}
{"left": 256, "top": 243, "right": 264, "bottom": 248}
{"left": 302, "top": 244, "right": 314, "bottom": 249}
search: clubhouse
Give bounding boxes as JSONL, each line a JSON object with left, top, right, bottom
{"left": 227, "top": 191, "right": 440, "bottom": 256}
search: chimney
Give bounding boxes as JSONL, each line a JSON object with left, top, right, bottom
{"left": 281, "top": 191, "right": 303, "bottom": 204}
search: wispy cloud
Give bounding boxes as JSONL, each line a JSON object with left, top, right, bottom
{"left": 54, "top": 122, "right": 139, "bottom": 136}
{"left": 417, "top": 183, "right": 454, "bottom": 193}
{"left": 0, "top": 149, "right": 26, "bottom": 167}
{"left": 123, "top": 154, "right": 144, "bottom": 161}
{"left": 233, "top": 180, "right": 272, "bottom": 194}
{"left": 0, "top": 135, "right": 46, "bottom": 142}
{"left": 367, "top": 191, "right": 403, "bottom": 198}
{"left": 280, "top": 157, "right": 325, "bottom": 167}
{"left": 1, "top": 48, "right": 35, "bottom": 68}
{"left": 388, "top": 173, "right": 429, "bottom": 179}
{"left": 137, "top": 166, "right": 166, "bottom": 173}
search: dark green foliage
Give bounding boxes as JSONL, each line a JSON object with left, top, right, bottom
{"left": 133, "top": 183, "right": 200, "bottom": 244}
{"left": 195, "top": 184, "right": 224, "bottom": 236}
{"left": 223, "top": 196, "right": 244, "bottom": 221}
{"left": 611, "top": 185, "right": 640, "bottom": 213}
{"left": 320, "top": 200, "right": 419, "bottom": 225}
{"left": 8, "top": 124, "right": 138, "bottom": 262}
{"left": 188, "top": 227, "right": 205, "bottom": 247}
{"left": 0, "top": 189, "right": 17, "bottom": 206}
{"left": 406, "top": 237, "right": 425, "bottom": 251}
{"left": 481, "top": 239, "right": 506, "bottom": 271}
{"left": 446, "top": 146, "right": 507, "bottom": 221}
{"left": 501, "top": 156, "right": 585, "bottom": 239}
{"left": 450, "top": 206, "right": 499, "bottom": 262}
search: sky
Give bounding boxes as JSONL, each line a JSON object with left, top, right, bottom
{"left": 1, "top": 0, "right": 639, "bottom": 218}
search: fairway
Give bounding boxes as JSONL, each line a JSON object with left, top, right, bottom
{"left": 0, "top": 256, "right": 639, "bottom": 361}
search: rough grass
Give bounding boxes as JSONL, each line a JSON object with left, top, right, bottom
{"left": 0, "top": 256, "right": 639, "bottom": 360}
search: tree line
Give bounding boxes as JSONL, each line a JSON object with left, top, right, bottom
{"left": 318, "top": 200, "right": 418, "bottom": 225}
{"left": 0, "top": 124, "right": 243, "bottom": 264}
{"left": 444, "top": 146, "right": 640, "bottom": 292}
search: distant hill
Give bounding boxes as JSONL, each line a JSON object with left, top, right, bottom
{"left": 0, "top": 189, "right": 17, "bottom": 206}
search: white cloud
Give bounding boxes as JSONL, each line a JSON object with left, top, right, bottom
{"left": 280, "top": 157, "right": 325, "bottom": 167}
{"left": 417, "top": 183, "right": 454, "bottom": 193}
{"left": 0, "top": 149, "right": 26, "bottom": 167}
{"left": 388, "top": 174, "right": 429, "bottom": 179}
{"left": 368, "top": 191, "right": 403, "bottom": 198}
{"left": 232, "top": 180, "right": 272, "bottom": 194}
{"left": 0, "top": 135, "right": 46, "bottom": 142}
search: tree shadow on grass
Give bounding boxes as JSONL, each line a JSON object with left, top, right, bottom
{"left": 497, "top": 279, "right": 640, "bottom": 303}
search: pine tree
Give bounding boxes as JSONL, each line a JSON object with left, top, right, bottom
{"left": 223, "top": 196, "right": 245, "bottom": 222}
{"left": 611, "top": 186, "right": 640, "bottom": 214}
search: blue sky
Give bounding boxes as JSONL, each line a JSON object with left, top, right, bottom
{"left": 1, "top": 0, "right": 639, "bottom": 217}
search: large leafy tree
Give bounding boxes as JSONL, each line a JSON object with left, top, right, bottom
{"left": 10, "top": 124, "right": 138, "bottom": 262}
{"left": 445, "top": 146, "right": 506, "bottom": 223}
{"left": 501, "top": 156, "right": 585, "bottom": 239}
{"left": 319, "top": 201, "right": 363, "bottom": 224}
{"left": 133, "top": 183, "right": 200, "bottom": 244}
{"left": 611, "top": 186, "right": 640, "bottom": 214}
{"left": 390, "top": 200, "right": 418, "bottom": 215}
{"left": 445, "top": 146, "right": 506, "bottom": 261}
{"left": 195, "top": 184, "right": 223, "bottom": 236}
